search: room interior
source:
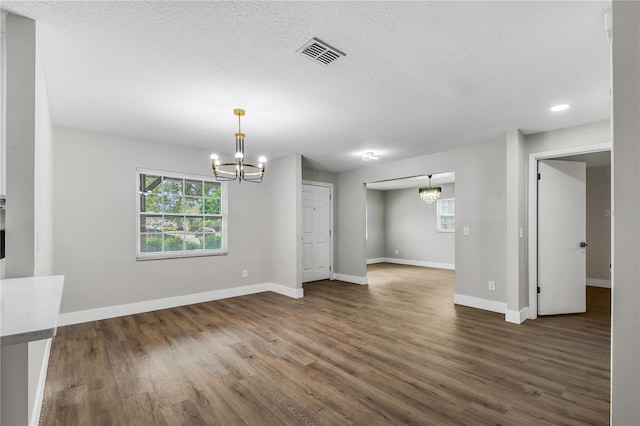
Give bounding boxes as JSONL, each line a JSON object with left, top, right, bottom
{"left": 365, "top": 172, "right": 456, "bottom": 271}
{"left": 0, "top": 1, "right": 639, "bottom": 425}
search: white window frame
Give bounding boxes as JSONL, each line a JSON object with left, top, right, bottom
{"left": 136, "top": 168, "right": 228, "bottom": 260}
{"left": 437, "top": 198, "right": 455, "bottom": 233}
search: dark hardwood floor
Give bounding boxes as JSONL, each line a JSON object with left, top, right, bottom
{"left": 41, "top": 263, "right": 610, "bottom": 425}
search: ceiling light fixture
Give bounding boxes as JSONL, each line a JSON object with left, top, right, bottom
{"left": 361, "top": 152, "right": 379, "bottom": 162}
{"left": 210, "top": 109, "right": 266, "bottom": 183}
{"left": 418, "top": 175, "right": 442, "bottom": 204}
{"left": 550, "top": 104, "right": 570, "bottom": 112}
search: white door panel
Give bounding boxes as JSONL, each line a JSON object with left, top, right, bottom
{"left": 302, "top": 244, "right": 313, "bottom": 272}
{"left": 538, "top": 160, "right": 586, "bottom": 315}
{"left": 302, "top": 207, "right": 313, "bottom": 234}
{"left": 302, "top": 184, "right": 331, "bottom": 282}
{"left": 314, "top": 243, "right": 327, "bottom": 267}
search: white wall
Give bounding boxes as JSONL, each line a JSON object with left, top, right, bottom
{"left": 336, "top": 138, "right": 506, "bottom": 306}
{"left": 586, "top": 166, "right": 611, "bottom": 282}
{"left": 268, "top": 153, "right": 302, "bottom": 291}
{"left": 302, "top": 163, "right": 339, "bottom": 187}
{"left": 34, "top": 26, "right": 53, "bottom": 277}
{"left": 365, "top": 189, "right": 384, "bottom": 260}
{"left": 3, "top": 13, "right": 54, "bottom": 426}
{"left": 5, "top": 13, "right": 36, "bottom": 278}
{"left": 525, "top": 120, "right": 610, "bottom": 154}
{"left": 611, "top": 1, "right": 640, "bottom": 423}
{"left": 52, "top": 126, "right": 281, "bottom": 313}
{"left": 383, "top": 184, "right": 455, "bottom": 267}
{"left": 505, "top": 130, "right": 527, "bottom": 317}
{"left": 4, "top": 12, "right": 54, "bottom": 278}
{"left": 29, "top": 24, "right": 54, "bottom": 426}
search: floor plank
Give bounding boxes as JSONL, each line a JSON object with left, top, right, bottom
{"left": 41, "top": 264, "right": 610, "bottom": 425}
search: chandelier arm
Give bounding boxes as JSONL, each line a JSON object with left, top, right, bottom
{"left": 242, "top": 176, "right": 264, "bottom": 183}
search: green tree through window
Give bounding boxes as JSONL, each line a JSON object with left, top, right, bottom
{"left": 137, "top": 169, "right": 227, "bottom": 258}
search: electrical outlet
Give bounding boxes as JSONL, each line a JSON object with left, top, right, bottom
{"left": 395, "top": 249, "right": 399, "bottom": 255}
{"left": 488, "top": 281, "right": 495, "bottom": 291}
{"left": 242, "top": 270, "right": 248, "bottom": 278}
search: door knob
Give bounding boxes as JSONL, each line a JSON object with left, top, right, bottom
{"left": 579, "top": 242, "right": 588, "bottom": 248}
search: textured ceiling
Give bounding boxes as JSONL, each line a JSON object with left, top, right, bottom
{"left": 3, "top": 1, "right": 612, "bottom": 173}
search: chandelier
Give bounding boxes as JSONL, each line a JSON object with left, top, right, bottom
{"left": 210, "top": 109, "right": 266, "bottom": 183}
{"left": 418, "top": 175, "right": 442, "bottom": 204}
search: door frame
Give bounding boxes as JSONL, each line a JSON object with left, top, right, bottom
{"left": 301, "top": 180, "right": 334, "bottom": 281}
{"left": 527, "top": 143, "right": 611, "bottom": 319}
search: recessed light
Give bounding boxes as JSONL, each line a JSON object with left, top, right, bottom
{"left": 550, "top": 104, "right": 570, "bottom": 112}
{"left": 361, "top": 152, "right": 379, "bottom": 161}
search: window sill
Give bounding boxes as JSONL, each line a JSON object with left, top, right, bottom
{"left": 136, "top": 251, "right": 228, "bottom": 261}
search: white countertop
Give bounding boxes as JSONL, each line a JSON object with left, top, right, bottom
{"left": 1, "top": 275, "right": 64, "bottom": 346}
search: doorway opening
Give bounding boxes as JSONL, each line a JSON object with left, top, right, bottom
{"left": 365, "top": 172, "right": 456, "bottom": 283}
{"left": 528, "top": 144, "right": 611, "bottom": 318}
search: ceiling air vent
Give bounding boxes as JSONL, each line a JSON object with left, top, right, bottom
{"left": 297, "top": 38, "right": 346, "bottom": 66}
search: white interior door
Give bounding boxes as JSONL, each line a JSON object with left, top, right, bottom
{"left": 302, "top": 184, "right": 331, "bottom": 283}
{"left": 538, "top": 159, "right": 587, "bottom": 315}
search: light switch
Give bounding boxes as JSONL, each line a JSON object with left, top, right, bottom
{"left": 519, "top": 227, "right": 524, "bottom": 239}
{"left": 463, "top": 226, "right": 470, "bottom": 236}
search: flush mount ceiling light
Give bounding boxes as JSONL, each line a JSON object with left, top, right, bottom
{"left": 210, "top": 109, "right": 266, "bottom": 183}
{"left": 361, "top": 152, "right": 379, "bottom": 162}
{"left": 550, "top": 104, "right": 570, "bottom": 112}
{"left": 418, "top": 175, "right": 442, "bottom": 204}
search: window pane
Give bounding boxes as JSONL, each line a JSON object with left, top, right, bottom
{"left": 441, "top": 216, "right": 455, "bottom": 230}
{"left": 164, "top": 234, "right": 184, "bottom": 251}
{"left": 142, "top": 174, "right": 163, "bottom": 195}
{"left": 204, "top": 197, "right": 221, "bottom": 215}
{"left": 140, "top": 215, "right": 163, "bottom": 233}
{"left": 203, "top": 233, "right": 222, "bottom": 250}
{"left": 141, "top": 194, "right": 163, "bottom": 213}
{"left": 140, "top": 234, "right": 163, "bottom": 253}
{"left": 163, "top": 177, "right": 183, "bottom": 196}
{"left": 163, "top": 194, "right": 184, "bottom": 213}
{"left": 185, "top": 237, "right": 203, "bottom": 251}
{"left": 184, "top": 216, "right": 204, "bottom": 233}
{"left": 439, "top": 199, "right": 455, "bottom": 215}
{"left": 159, "top": 220, "right": 176, "bottom": 232}
{"left": 185, "top": 180, "right": 203, "bottom": 196}
{"left": 204, "top": 217, "right": 222, "bottom": 232}
{"left": 204, "top": 182, "right": 220, "bottom": 197}
{"left": 184, "top": 196, "right": 203, "bottom": 214}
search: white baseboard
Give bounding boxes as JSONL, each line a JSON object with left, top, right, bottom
{"left": 381, "top": 258, "right": 455, "bottom": 270}
{"left": 269, "top": 283, "right": 304, "bottom": 299}
{"left": 333, "top": 273, "right": 368, "bottom": 285}
{"left": 366, "top": 258, "right": 385, "bottom": 264}
{"left": 30, "top": 338, "right": 52, "bottom": 426}
{"left": 58, "top": 282, "right": 302, "bottom": 326}
{"left": 505, "top": 307, "right": 529, "bottom": 324}
{"left": 587, "top": 278, "right": 611, "bottom": 288}
{"left": 454, "top": 293, "right": 507, "bottom": 314}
